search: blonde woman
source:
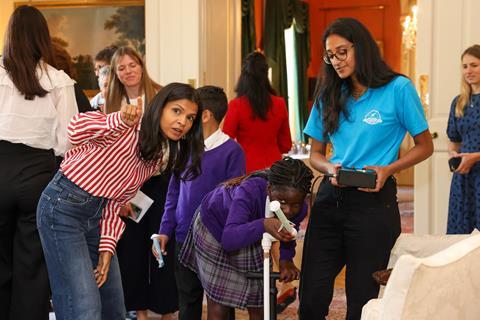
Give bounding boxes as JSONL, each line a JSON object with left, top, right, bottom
{"left": 106, "top": 46, "right": 161, "bottom": 113}
{"left": 107, "top": 47, "right": 178, "bottom": 320}
{"left": 447, "top": 44, "right": 480, "bottom": 234}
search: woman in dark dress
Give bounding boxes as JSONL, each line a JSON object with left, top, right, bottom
{"left": 447, "top": 44, "right": 480, "bottom": 234}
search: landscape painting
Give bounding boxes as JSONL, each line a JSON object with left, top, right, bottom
{"left": 17, "top": 1, "right": 145, "bottom": 91}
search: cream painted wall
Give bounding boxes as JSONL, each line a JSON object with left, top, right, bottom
{"left": 199, "top": 0, "right": 241, "bottom": 99}
{"left": 145, "top": 0, "right": 200, "bottom": 86}
{"left": 146, "top": 0, "right": 241, "bottom": 98}
{"left": 0, "top": 0, "right": 14, "bottom": 52}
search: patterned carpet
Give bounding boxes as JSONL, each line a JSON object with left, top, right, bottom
{"left": 261, "top": 287, "right": 347, "bottom": 320}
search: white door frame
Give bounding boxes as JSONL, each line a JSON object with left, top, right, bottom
{"left": 199, "top": 0, "right": 242, "bottom": 99}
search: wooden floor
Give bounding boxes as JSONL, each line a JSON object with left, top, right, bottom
{"left": 335, "top": 267, "right": 346, "bottom": 289}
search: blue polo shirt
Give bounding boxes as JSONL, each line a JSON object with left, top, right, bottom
{"left": 304, "top": 76, "right": 428, "bottom": 168}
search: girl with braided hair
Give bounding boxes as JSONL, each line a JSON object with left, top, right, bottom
{"left": 178, "top": 157, "right": 313, "bottom": 319}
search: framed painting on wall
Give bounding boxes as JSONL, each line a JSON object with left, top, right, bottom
{"left": 16, "top": 0, "right": 145, "bottom": 94}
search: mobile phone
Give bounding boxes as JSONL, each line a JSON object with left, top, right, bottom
{"left": 448, "top": 157, "right": 461, "bottom": 172}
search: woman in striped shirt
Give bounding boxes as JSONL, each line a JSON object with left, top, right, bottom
{"left": 107, "top": 46, "right": 177, "bottom": 320}
{"left": 37, "top": 82, "right": 204, "bottom": 320}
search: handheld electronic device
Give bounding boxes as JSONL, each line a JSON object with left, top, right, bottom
{"left": 150, "top": 234, "right": 165, "bottom": 268}
{"left": 336, "top": 168, "right": 377, "bottom": 189}
{"left": 269, "top": 200, "right": 297, "bottom": 237}
{"left": 448, "top": 157, "right": 461, "bottom": 172}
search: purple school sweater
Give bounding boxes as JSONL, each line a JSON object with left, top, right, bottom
{"left": 159, "top": 139, "right": 245, "bottom": 243}
{"left": 200, "top": 177, "right": 307, "bottom": 261}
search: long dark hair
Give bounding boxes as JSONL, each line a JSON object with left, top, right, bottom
{"left": 235, "top": 52, "right": 277, "bottom": 120}
{"left": 224, "top": 157, "right": 313, "bottom": 194}
{"left": 95, "top": 45, "right": 118, "bottom": 63}
{"left": 2, "top": 5, "right": 56, "bottom": 100}
{"left": 52, "top": 41, "right": 76, "bottom": 79}
{"left": 317, "top": 18, "right": 400, "bottom": 137}
{"left": 139, "top": 83, "right": 204, "bottom": 180}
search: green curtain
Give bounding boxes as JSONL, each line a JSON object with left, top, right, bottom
{"left": 293, "top": 1, "right": 310, "bottom": 142}
{"left": 263, "top": 0, "right": 291, "bottom": 102}
{"left": 241, "top": 0, "right": 256, "bottom": 61}
{"left": 264, "top": 0, "right": 310, "bottom": 141}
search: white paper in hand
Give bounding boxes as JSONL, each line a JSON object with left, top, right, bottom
{"left": 128, "top": 190, "right": 154, "bottom": 223}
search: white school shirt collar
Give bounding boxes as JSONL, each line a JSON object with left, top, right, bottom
{"left": 204, "top": 129, "right": 230, "bottom": 151}
{"left": 265, "top": 196, "right": 278, "bottom": 218}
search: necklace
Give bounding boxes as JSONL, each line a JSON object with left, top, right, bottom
{"left": 471, "top": 93, "right": 480, "bottom": 108}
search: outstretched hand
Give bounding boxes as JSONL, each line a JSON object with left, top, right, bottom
{"left": 120, "top": 97, "right": 143, "bottom": 126}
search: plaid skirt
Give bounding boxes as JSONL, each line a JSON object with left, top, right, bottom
{"left": 178, "top": 210, "right": 264, "bottom": 309}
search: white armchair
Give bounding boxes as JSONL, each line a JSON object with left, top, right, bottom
{"left": 361, "top": 232, "right": 480, "bottom": 320}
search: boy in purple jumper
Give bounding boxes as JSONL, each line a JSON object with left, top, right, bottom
{"left": 154, "top": 86, "right": 246, "bottom": 320}
{"left": 178, "top": 157, "right": 313, "bottom": 319}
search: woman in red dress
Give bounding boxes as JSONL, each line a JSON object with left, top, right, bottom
{"left": 223, "top": 52, "right": 292, "bottom": 173}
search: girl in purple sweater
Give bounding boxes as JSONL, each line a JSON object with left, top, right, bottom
{"left": 178, "top": 157, "right": 313, "bottom": 319}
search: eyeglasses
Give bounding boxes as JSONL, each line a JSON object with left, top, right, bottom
{"left": 94, "top": 64, "right": 106, "bottom": 72}
{"left": 323, "top": 45, "right": 354, "bottom": 64}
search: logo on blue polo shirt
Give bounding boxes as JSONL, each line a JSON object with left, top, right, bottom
{"left": 363, "top": 110, "right": 383, "bottom": 125}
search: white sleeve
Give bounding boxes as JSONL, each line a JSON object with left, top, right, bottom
{"left": 52, "top": 83, "right": 79, "bottom": 156}
{"left": 90, "top": 92, "right": 102, "bottom": 108}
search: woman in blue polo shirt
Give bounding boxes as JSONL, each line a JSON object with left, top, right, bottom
{"left": 299, "top": 18, "right": 433, "bottom": 320}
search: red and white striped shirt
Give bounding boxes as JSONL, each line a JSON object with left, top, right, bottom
{"left": 61, "top": 111, "right": 164, "bottom": 254}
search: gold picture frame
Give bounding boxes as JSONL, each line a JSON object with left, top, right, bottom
{"left": 16, "top": 0, "right": 143, "bottom": 9}
{"left": 16, "top": 0, "right": 145, "bottom": 95}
